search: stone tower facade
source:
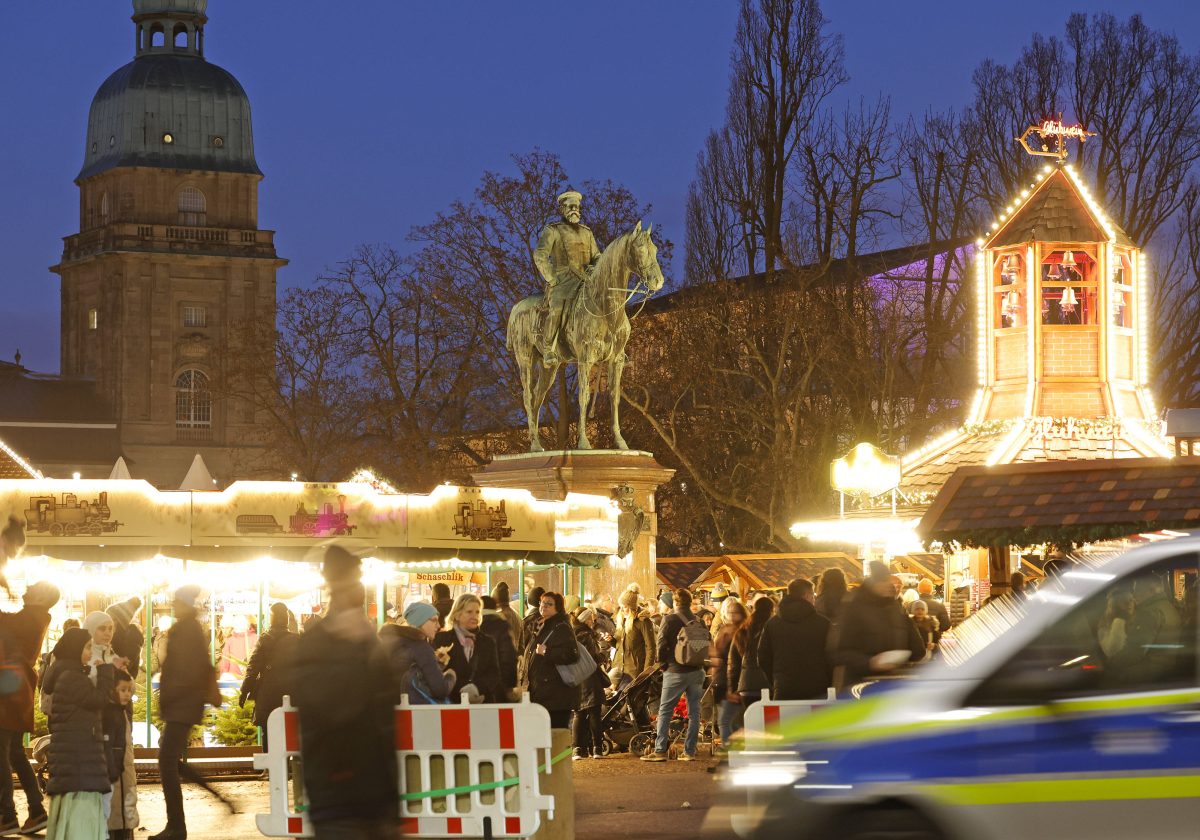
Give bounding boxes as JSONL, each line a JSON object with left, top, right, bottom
{"left": 52, "top": 0, "right": 285, "bottom": 486}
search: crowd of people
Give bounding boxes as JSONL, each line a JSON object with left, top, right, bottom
{"left": 0, "top": 550, "right": 960, "bottom": 839}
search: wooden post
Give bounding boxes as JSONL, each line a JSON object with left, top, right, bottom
{"left": 988, "top": 543, "right": 1011, "bottom": 596}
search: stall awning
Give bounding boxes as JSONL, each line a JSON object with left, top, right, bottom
{"left": 918, "top": 457, "right": 1200, "bottom": 546}
{"left": 1, "top": 479, "right": 620, "bottom": 566}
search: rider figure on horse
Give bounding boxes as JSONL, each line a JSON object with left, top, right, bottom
{"left": 533, "top": 188, "right": 602, "bottom": 368}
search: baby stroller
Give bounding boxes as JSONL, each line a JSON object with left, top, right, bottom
{"left": 599, "top": 666, "right": 658, "bottom": 755}
{"left": 628, "top": 676, "right": 716, "bottom": 758}
{"left": 31, "top": 734, "right": 51, "bottom": 793}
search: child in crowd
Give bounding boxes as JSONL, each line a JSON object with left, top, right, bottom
{"left": 43, "top": 628, "right": 121, "bottom": 839}
{"left": 104, "top": 671, "right": 139, "bottom": 840}
{"left": 909, "top": 601, "right": 939, "bottom": 654}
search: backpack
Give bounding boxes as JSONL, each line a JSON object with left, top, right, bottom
{"left": 674, "top": 618, "right": 710, "bottom": 668}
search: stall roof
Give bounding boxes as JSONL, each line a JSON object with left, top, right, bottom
{"left": 2, "top": 478, "right": 619, "bottom": 566}
{"left": 918, "top": 457, "right": 1200, "bottom": 545}
{"left": 655, "top": 557, "right": 711, "bottom": 590}
{"left": 691, "top": 553, "right": 860, "bottom": 591}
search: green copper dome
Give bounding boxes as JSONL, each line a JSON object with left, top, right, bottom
{"left": 132, "top": 0, "right": 208, "bottom": 15}
{"left": 78, "top": 0, "right": 258, "bottom": 181}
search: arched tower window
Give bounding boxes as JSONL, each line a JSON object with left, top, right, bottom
{"left": 175, "top": 369, "right": 212, "bottom": 439}
{"left": 173, "top": 24, "right": 189, "bottom": 50}
{"left": 99, "top": 192, "right": 110, "bottom": 226}
{"left": 178, "top": 187, "right": 207, "bottom": 227}
{"left": 150, "top": 24, "right": 165, "bottom": 49}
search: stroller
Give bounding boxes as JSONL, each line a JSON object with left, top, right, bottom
{"left": 598, "top": 666, "right": 659, "bottom": 755}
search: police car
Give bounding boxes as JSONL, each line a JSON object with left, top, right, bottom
{"left": 720, "top": 536, "right": 1200, "bottom": 840}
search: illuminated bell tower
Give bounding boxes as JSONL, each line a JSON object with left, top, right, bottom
{"left": 900, "top": 123, "right": 1168, "bottom": 501}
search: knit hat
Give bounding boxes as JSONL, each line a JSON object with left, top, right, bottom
{"left": 52, "top": 627, "right": 91, "bottom": 664}
{"left": 174, "top": 584, "right": 202, "bottom": 609}
{"left": 404, "top": 601, "right": 438, "bottom": 628}
{"left": 481, "top": 595, "right": 498, "bottom": 610}
{"left": 577, "top": 608, "right": 596, "bottom": 624}
{"left": 491, "top": 581, "right": 511, "bottom": 604}
{"left": 105, "top": 596, "right": 141, "bottom": 627}
{"left": 917, "top": 578, "right": 934, "bottom": 595}
{"left": 619, "top": 589, "right": 639, "bottom": 610}
{"left": 82, "top": 611, "right": 113, "bottom": 635}
{"left": 711, "top": 583, "right": 729, "bottom": 601}
{"left": 658, "top": 590, "right": 674, "bottom": 610}
{"left": 22, "top": 581, "right": 60, "bottom": 610}
{"left": 527, "top": 586, "right": 545, "bottom": 609}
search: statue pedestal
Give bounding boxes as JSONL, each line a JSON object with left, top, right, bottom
{"left": 473, "top": 450, "right": 674, "bottom": 603}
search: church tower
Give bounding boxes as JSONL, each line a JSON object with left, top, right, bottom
{"left": 52, "top": 0, "right": 285, "bottom": 485}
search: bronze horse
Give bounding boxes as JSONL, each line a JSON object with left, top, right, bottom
{"left": 507, "top": 222, "right": 664, "bottom": 451}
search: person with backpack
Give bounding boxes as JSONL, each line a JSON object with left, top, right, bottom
{"left": 239, "top": 603, "right": 300, "bottom": 750}
{"left": 641, "top": 588, "right": 707, "bottom": 762}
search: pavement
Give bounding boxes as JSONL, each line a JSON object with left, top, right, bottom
{"left": 13, "top": 753, "right": 740, "bottom": 839}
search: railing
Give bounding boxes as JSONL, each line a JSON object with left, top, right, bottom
{"left": 61, "top": 223, "right": 277, "bottom": 262}
{"left": 175, "top": 425, "right": 213, "bottom": 443}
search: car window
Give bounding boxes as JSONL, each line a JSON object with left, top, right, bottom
{"left": 968, "top": 552, "right": 1199, "bottom": 706}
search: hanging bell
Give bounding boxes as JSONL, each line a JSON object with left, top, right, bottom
{"left": 1061, "top": 250, "right": 1077, "bottom": 268}
{"left": 1047, "top": 262, "right": 1062, "bottom": 280}
{"left": 1004, "top": 290, "right": 1021, "bottom": 313}
{"left": 1061, "top": 286, "right": 1078, "bottom": 314}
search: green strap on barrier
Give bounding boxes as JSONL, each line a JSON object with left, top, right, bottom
{"left": 399, "top": 747, "right": 574, "bottom": 802}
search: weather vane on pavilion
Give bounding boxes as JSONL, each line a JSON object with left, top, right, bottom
{"left": 1016, "top": 115, "right": 1097, "bottom": 160}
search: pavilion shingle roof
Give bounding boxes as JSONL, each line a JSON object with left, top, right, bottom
{"left": 656, "top": 558, "right": 708, "bottom": 590}
{"left": 988, "top": 168, "right": 1134, "bottom": 248}
{"left": 0, "top": 438, "right": 39, "bottom": 478}
{"left": 918, "top": 457, "right": 1200, "bottom": 542}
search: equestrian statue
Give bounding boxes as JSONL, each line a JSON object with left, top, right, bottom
{"left": 507, "top": 188, "right": 664, "bottom": 452}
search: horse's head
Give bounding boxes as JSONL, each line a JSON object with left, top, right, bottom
{"left": 628, "top": 221, "right": 664, "bottom": 293}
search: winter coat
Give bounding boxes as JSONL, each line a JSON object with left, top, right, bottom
{"left": 593, "top": 608, "right": 616, "bottom": 653}
{"left": 815, "top": 589, "right": 847, "bottom": 625}
{"left": 525, "top": 612, "right": 579, "bottom": 713}
{"left": 909, "top": 598, "right": 952, "bottom": 643}
{"left": 709, "top": 623, "right": 739, "bottom": 699}
{"left": 758, "top": 596, "right": 832, "bottom": 701}
{"left": 1113, "top": 593, "right": 1183, "bottom": 682}
{"left": 613, "top": 609, "right": 656, "bottom": 679}
{"left": 573, "top": 623, "right": 609, "bottom": 709}
{"left": 657, "top": 608, "right": 701, "bottom": 674}
{"left": 518, "top": 611, "right": 542, "bottom": 658}
{"left": 497, "top": 604, "right": 522, "bottom": 649}
{"left": 433, "top": 628, "right": 504, "bottom": 704}
{"left": 834, "top": 586, "right": 927, "bottom": 687}
{"left": 44, "top": 660, "right": 114, "bottom": 795}
{"left": 159, "top": 614, "right": 214, "bottom": 726}
{"left": 727, "top": 625, "right": 768, "bottom": 700}
{"left": 240, "top": 627, "right": 300, "bottom": 726}
{"left": 105, "top": 705, "right": 139, "bottom": 831}
{"left": 292, "top": 606, "right": 398, "bottom": 823}
{"left": 220, "top": 629, "right": 258, "bottom": 678}
{"left": 0, "top": 605, "right": 53, "bottom": 733}
{"left": 479, "top": 612, "right": 518, "bottom": 694}
{"left": 380, "top": 624, "right": 454, "bottom": 705}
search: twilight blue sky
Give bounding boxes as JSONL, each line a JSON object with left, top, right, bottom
{"left": 2, "top": 1, "right": 1198, "bottom": 372}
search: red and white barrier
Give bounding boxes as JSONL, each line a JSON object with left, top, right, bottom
{"left": 740, "top": 687, "right": 837, "bottom": 742}
{"left": 255, "top": 693, "right": 557, "bottom": 839}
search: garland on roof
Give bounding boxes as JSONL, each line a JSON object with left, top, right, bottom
{"left": 925, "top": 518, "right": 1197, "bottom": 551}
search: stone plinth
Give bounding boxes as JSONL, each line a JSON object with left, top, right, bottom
{"left": 473, "top": 450, "right": 673, "bottom": 603}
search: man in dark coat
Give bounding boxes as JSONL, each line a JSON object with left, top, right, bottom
{"left": 834, "top": 562, "right": 927, "bottom": 693}
{"left": 105, "top": 596, "right": 144, "bottom": 678}
{"left": 479, "top": 596, "right": 517, "bottom": 697}
{"left": 151, "top": 585, "right": 230, "bottom": 840}
{"left": 431, "top": 582, "right": 455, "bottom": 625}
{"left": 0, "top": 581, "right": 59, "bottom": 835}
{"left": 239, "top": 602, "right": 300, "bottom": 748}
{"left": 758, "top": 579, "right": 831, "bottom": 700}
{"left": 293, "top": 546, "right": 399, "bottom": 839}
